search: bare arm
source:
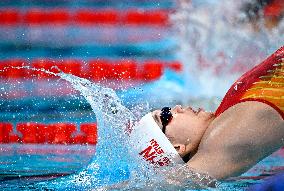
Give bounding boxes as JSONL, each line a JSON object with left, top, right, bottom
{"left": 187, "top": 101, "right": 284, "bottom": 180}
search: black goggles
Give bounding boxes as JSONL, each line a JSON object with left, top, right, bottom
{"left": 160, "top": 107, "right": 173, "bottom": 134}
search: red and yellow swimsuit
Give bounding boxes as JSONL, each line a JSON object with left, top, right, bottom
{"left": 215, "top": 46, "right": 284, "bottom": 119}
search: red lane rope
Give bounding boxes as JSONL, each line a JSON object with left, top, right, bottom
{"left": 0, "top": 58, "right": 183, "bottom": 81}
{"left": 0, "top": 122, "right": 98, "bottom": 145}
{"left": 0, "top": 8, "right": 170, "bottom": 26}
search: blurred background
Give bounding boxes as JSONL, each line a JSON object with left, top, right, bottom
{"left": 0, "top": 0, "right": 283, "bottom": 186}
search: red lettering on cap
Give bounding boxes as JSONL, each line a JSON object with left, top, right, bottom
{"left": 139, "top": 145, "right": 157, "bottom": 164}
{"left": 157, "top": 157, "right": 170, "bottom": 167}
{"left": 150, "top": 139, "right": 164, "bottom": 154}
{"left": 139, "top": 139, "right": 171, "bottom": 167}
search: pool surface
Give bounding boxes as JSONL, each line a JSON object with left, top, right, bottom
{"left": 0, "top": 0, "right": 284, "bottom": 190}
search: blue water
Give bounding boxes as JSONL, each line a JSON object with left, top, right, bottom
{"left": 1, "top": 139, "right": 284, "bottom": 190}
{"left": 0, "top": 0, "right": 284, "bottom": 190}
{"left": 0, "top": 71, "right": 283, "bottom": 191}
{"left": 0, "top": 144, "right": 96, "bottom": 177}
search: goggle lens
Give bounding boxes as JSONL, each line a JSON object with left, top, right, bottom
{"left": 160, "top": 107, "right": 173, "bottom": 133}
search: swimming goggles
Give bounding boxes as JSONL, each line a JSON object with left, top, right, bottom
{"left": 160, "top": 107, "right": 173, "bottom": 134}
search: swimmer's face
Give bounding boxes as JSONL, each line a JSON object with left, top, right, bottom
{"left": 152, "top": 105, "right": 215, "bottom": 158}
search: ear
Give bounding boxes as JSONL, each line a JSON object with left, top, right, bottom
{"left": 173, "top": 144, "right": 186, "bottom": 155}
{"left": 174, "top": 143, "right": 197, "bottom": 158}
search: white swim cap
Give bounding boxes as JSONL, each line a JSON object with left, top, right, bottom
{"left": 129, "top": 113, "right": 184, "bottom": 168}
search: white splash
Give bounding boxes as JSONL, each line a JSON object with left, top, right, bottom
{"left": 171, "top": 0, "right": 284, "bottom": 102}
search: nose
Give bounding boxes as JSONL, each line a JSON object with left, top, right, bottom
{"left": 172, "top": 105, "right": 183, "bottom": 113}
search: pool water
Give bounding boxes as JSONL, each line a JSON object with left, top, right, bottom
{"left": 1, "top": 139, "right": 284, "bottom": 190}
{"left": 0, "top": 0, "right": 283, "bottom": 190}
{"left": 1, "top": 72, "right": 284, "bottom": 191}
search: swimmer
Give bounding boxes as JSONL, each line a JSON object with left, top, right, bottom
{"left": 240, "top": 0, "right": 284, "bottom": 30}
{"left": 130, "top": 46, "right": 284, "bottom": 184}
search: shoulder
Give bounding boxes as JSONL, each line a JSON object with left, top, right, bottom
{"left": 225, "top": 101, "right": 280, "bottom": 115}
{"left": 188, "top": 101, "right": 284, "bottom": 179}
{"left": 225, "top": 101, "right": 283, "bottom": 125}
{"left": 201, "top": 101, "right": 283, "bottom": 147}
{"left": 211, "top": 101, "right": 282, "bottom": 129}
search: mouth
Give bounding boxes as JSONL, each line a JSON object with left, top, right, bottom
{"left": 187, "top": 107, "right": 203, "bottom": 114}
{"left": 196, "top": 108, "right": 204, "bottom": 114}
